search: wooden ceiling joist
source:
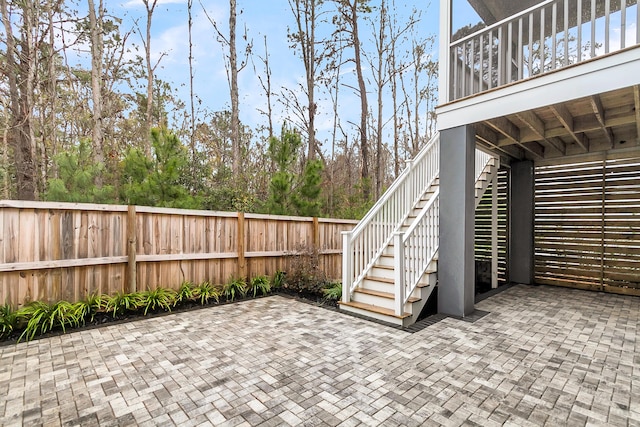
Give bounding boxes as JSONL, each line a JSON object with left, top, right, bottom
{"left": 518, "top": 110, "right": 567, "bottom": 155}
{"left": 485, "top": 117, "right": 544, "bottom": 159}
{"left": 474, "top": 123, "right": 524, "bottom": 160}
{"left": 548, "top": 104, "right": 586, "bottom": 153}
{"left": 589, "top": 95, "right": 614, "bottom": 148}
{"left": 467, "top": 86, "right": 639, "bottom": 163}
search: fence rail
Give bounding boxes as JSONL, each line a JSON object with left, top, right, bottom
{"left": 0, "top": 201, "right": 356, "bottom": 307}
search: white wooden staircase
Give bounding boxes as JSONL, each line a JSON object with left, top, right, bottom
{"left": 340, "top": 134, "right": 498, "bottom": 327}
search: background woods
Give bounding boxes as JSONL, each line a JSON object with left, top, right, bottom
{"left": 0, "top": 0, "right": 438, "bottom": 219}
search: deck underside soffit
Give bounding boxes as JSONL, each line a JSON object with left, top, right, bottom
{"left": 474, "top": 85, "right": 640, "bottom": 163}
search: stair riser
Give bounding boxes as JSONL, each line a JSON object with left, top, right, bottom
{"left": 360, "top": 279, "right": 395, "bottom": 294}
{"left": 351, "top": 292, "right": 416, "bottom": 313}
{"left": 339, "top": 304, "right": 405, "bottom": 326}
{"left": 369, "top": 266, "right": 395, "bottom": 280}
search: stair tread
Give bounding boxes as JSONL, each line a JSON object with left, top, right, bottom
{"left": 354, "top": 288, "right": 420, "bottom": 303}
{"left": 339, "top": 301, "right": 411, "bottom": 319}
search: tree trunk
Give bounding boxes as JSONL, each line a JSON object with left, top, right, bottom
{"left": 1, "top": 0, "right": 36, "bottom": 200}
{"left": 230, "top": 0, "right": 241, "bottom": 178}
{"left": 350, "top": 1, "right": 369, "bottom": 200}
{"left": 188, "top": 0, "right": 196, "bottom": 190}
{"left": 374, "top": 0, "right": 386, "bottom": 199}
{"left": 88, "top": 0, "right": 104, "bottom": 186}
{"left": 143, "top": 0, "right": 157, "bottom": 156}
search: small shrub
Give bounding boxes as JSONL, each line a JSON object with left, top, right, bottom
{"left": 175, "top": 281, "right": 196, "bottom": 305}
{"left": 105, "top": 292, "right": 143, "bottom": 318}
{"left": 322, "top": 281, "right": 342, "bottom": 302}
{"left": 247, "top": 275, "right": 271, "bottom": 298}
{"left": 140, "top": 287, "right": 177, "bottom": 315}
{"left": 272, "top": 270, "right": 285, "bottom": 289}
{"left": 284, "top": 244, "right": 327, "bottom": 295}
{"left": 223, "top": 277, "right": 247, "bottom": 301}
{"left": 194, "top": 282, "right": 221, "bottom": 305}
{"left": 0, "top": 304, "right": 17, "bottom": 339}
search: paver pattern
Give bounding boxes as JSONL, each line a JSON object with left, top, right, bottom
{"left": 0, "top": 285, "right": 639, "bottom": 426}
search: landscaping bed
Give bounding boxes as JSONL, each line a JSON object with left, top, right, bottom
{"left": 0, "top": 272, "right": 342, "bottom": 347}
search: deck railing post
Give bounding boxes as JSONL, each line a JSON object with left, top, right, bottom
{"left": 342, "top": 231, "right": 353, "bottom": 304}
{"left": 394, "top": 232, "right": 405, "bottom": 317}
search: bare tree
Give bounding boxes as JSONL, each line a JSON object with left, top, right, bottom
{"left": 252, "top": 35, "right": 274, "bottom": 140}
{"left": 334, "top": 0, "right": 371, "bottom": 200}
{"left": 140, "top": 0, "right": 164, "bottom": 155}
{"left": 87, "top": 0, "right": 104, "bottom": 185}
{"left": 288, "top": 0, "right": 328, "bottom": 162}
{"left": 199, "top": 0, "right": 252, "bottom": 178}
{"left": 1, "top": 0, "right": 38, "bottom": 200}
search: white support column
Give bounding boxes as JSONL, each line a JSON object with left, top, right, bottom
{"left": 342, "top": 231, "right": 352, "bottom": 303}
{"left": 491, "top": 171, "right": 499, "bottom": 289}
{"left": 438, "top": 0, "right": 451, "bottom": 104}
{"left": 394, "top": 232, "right": 405, "bottom": 317}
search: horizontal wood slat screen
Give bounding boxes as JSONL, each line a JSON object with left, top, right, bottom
{"left": 534, "top": 156, "right": 640, "bottom": 295}
{"left": 0, "top": 201, "right": 356, "bottom": 307}
{"left": 475, "top": 169, "right": 509, "bottom": 285}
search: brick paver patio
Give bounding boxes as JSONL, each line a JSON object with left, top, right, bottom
{"left": 0, "top": 284, "right": 638, "bottom": 426}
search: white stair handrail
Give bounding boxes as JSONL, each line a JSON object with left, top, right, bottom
{"left": 342, "top": 133, "right": 440, "bottom": 302}
{"left": 393, "top": 151, "right": 497, "bottom": 315}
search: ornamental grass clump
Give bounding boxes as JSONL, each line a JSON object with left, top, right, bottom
{"left": 140, "top": 287, "right": 177, "bottom": 315}
{"left": 247, "top": 275, "right": 271, "bottom": 297}
{"left": 105, "top": 292, "right": 143, "bottom": 318}
{"left": 193, "top": 282, "right": 221, "bottom": 305}
{"left": 175, "top": 281, "right": 196, "bottom": 305}
{"left": 0, "top": 304, "right": 18, "bottom": 340}
{"left": 223, "top": 277, "right": 247, "bottom": 301}
{"left": 16, "top": 300, "right": 83, "bottom": 342}
{"left": 322, "top": 281, "right": 342, "bottom": 302}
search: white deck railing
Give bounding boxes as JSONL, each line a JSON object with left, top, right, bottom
{"left": 342, "top": 134, "right": 440, "bottom": 300}
{"left": 449, "top": 0, "right": 640, "bottom": 101}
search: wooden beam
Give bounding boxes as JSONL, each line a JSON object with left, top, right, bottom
{"left": 517, "top": 110, "right": 567, "bottom": 155}
{"left": 549, "top": 104, "right": 587, "bottom": 152}
{"left": 590, "top": 95, "right": 614, "bottom": 148}
{"left": 486, "top": 117, "right": 520, "bottom": 144}
{"left": 475, "top": 124, "right": 524, "bottom": 160}
{"left": 486, "top": 117, "right": 544, "bottom": 159}
{"left": 634, "top": 85, "right": 640, "bottom": 144}
{"left": 512, "top": 110, "right": 637, "bottom": 144}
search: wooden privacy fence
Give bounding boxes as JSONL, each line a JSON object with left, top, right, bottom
{"left": 0, "top": 201, "right": 357, "bottom": 307}
{"left": 534, "top": 154, "right": 640, "bottom": 295}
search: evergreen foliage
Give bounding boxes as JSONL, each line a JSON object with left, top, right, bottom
{"left": 121, "top": 127, "right": 201, "bottom": 209}
{"left": 45, "top": 140, "right": 116, "bottom": 203}
{"left": 265, "top": 125, "right": 323, "bottom": 217}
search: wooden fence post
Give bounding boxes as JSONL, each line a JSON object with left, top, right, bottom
{"left": 127, "top": 205, "right": 137, "bottom": 293}
{"left": 237, "top": 212, "right": 246, "bottom": 279}
{"left": 312, "top": 217, "right": 319, "bottom": 248}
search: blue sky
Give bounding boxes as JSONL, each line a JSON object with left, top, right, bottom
{"left": 97, "top": 0, "right": 446, "bottom": 145}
